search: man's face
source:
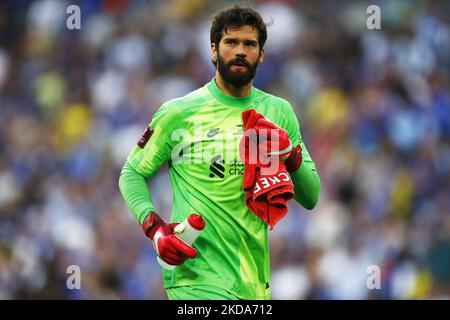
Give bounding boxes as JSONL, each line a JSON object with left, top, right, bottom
{"left": 212, "top": 25, "right": 264, "bottom": 87}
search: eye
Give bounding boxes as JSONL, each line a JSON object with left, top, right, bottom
{"left": 225, "top": 39, "right": 237, "bottom": 45}
{"left": 245, "top": 41, "right": 257, "bottom": 47}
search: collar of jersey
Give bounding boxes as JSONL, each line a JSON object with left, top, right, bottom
{"left": 207, "top": 78, "right": 255, "bottom": 107}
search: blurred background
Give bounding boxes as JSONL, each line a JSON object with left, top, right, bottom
{"left": 0, "top": 0, "right": 449, "bottom": 299}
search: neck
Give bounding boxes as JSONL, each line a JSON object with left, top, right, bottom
{"left": 215, "top": 72, "right": 252, "bottom": 97}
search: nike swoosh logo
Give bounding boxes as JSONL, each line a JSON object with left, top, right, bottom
{"left": 207, "top": 128, "right": 222, "bottom": 138}
{"left": 153, "top": 231, "right": 163, "bottom": 256}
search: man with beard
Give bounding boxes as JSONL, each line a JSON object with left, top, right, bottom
{"left": 119, "top": 5, "right": 320, "bottom": 300}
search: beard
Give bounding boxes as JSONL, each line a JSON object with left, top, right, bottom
{"left": 217, "top": 54, "right": 259, "bottom": 87}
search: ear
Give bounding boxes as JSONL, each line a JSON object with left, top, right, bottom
{"left": 258, "top": 47, "right": 265, "bottom": 64}
{"left": 211, "top": 43, "right": 217, "bottom": 63}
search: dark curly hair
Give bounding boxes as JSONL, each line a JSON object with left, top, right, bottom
{"left": 210, "top": 4, "right": 268, "bottom": 57}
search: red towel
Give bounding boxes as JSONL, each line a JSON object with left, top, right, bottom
{"left": 239, "top": 109, "right": 294, "bottom": 230}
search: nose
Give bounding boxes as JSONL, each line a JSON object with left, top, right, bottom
{"left": 235, "top": 42, "right": 247, "bottom": 57}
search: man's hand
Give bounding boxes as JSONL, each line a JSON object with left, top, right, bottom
{"left": 142, "top": 212, "right": 197, "bottom": 266}
{"left": 254, "top": 118, "right": 302, "bottom": 172}
{"left": 254, "top": 117, "right": 292, "bottom": 158}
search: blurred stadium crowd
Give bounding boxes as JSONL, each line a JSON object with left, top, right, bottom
{"left": 0, "top": 0, "right": 449, "bottom": 299}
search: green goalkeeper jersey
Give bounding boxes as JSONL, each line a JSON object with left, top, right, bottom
{"left": 119, "top": 78, "right": 320, "bottom": 299}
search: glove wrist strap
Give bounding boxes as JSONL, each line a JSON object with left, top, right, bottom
{"left": 285, "top": 145, "right": 302, "bottom": 173}
{"left": 141, "top": 212, "right": 164, "bottom": 240}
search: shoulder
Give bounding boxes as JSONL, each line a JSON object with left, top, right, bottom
{"left": 252, "top": 87, "right": 300, "bottom": 133}
{"left": 151, "top": 86, "right": 207, "bottom": 124}
{"left": 156, "top": 86, "right": 209, "bottom": 116}
{"left": 253, "top": 87, "right": 293, "bottom": 111}
{"left": 253, "top": 87, "right": 295, "bottom": 124}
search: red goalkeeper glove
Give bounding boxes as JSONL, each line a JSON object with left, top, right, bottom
{"left": 253, "top": 117, "right": 302, "bottom": 172}
{"left": 141, "top": 212, "right": 197, "bottom": 266}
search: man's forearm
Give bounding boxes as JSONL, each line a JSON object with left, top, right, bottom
{"left": 118, "top": 162, "right": 155, "bottom": 224}
{"left": 290, "top": 160, "right": 320, "bottom": 210}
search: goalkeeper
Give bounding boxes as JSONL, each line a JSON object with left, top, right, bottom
{"left": 119, "top": 4, "right": 320, "bottom": 300}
